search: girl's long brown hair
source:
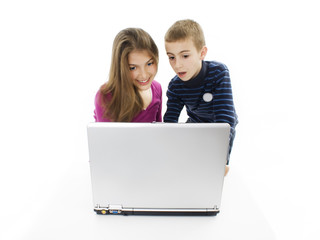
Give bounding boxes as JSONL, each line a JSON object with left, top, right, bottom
{"left": 100, "top": 28, "right": 159, "bottom": 122}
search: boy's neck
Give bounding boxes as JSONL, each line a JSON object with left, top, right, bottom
{"left": 183, "top": 61, "right": 207, "bottom": 88}
{"left": 191, "top": 60, "right": 203, "bottom": 80}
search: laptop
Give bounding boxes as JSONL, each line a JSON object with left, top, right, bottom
{"left": 87, "top": 122, "right": 230, "bottom": 216}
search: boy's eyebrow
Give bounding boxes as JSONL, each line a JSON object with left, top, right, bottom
{"left": 167, "top": 50, "right": 191, "bottom": 55}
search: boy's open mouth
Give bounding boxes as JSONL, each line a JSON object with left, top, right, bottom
{"left": 178, "top": 72, "right": 187, "bottom": 78}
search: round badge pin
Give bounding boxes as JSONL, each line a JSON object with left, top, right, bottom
{"left": 203, "top": 93, "right": 213, "bottom": 102}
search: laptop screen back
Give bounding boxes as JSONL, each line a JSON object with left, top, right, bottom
{"left": 87, "top": 123, "right": 230, "bottom": 214}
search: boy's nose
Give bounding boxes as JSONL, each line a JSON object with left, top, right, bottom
{"left": 175, "top": 59, "right": 183, "bottom": 69}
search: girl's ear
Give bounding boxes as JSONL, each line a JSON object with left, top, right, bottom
{"left": 200, "top": 46, "right": 208, "bottom": 60}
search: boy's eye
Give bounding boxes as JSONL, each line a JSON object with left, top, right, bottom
{"left": 168, "top": 56, "right": 175, "bottom": 60}
{"left": 147, "top": 61, "right": 154, "bottom": 66}
{"left": 183, "top": 55, "right": 189, "bottom": 58}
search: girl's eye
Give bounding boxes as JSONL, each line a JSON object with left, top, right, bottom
{"left": 168, "top": 56, "right": 175, "bottom": 60}
{"left": 129, "top": 66, "right": 136, "bottom": 71}
{"left": 147, "top": 61, "right": 154, "bottom": 66}
{"left": 183, "top": 55, "right": 189, "bottom": 58}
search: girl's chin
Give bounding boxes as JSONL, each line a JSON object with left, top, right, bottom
{"left": 137, "top": 85, "right": 151, "bottom": 91}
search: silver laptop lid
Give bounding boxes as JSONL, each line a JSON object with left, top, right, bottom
{"left": 87, "top": 123, "right": 230, "bottom": 215}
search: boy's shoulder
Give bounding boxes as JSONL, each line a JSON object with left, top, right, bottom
{"left": 204, "top": 61, "right": 230, "bottom": 81}
{"left": 205, "top": 60, "right": 229, "bottom": 72}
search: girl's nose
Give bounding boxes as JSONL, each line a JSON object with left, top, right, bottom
{"left": 139, "top": 68, "right": 148, "bottom": 79}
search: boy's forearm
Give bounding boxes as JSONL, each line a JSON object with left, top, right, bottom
{"left": 163, "top": 95, "right": 184, "bottom": 122}
{"left": 163, "top": 107, "right": 180, "bottom": 122}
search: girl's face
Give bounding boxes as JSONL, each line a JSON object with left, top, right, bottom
{"left": 128, "top": 50, "right": 157, "bottom": 91}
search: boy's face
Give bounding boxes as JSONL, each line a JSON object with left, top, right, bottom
{"left": 165, "top": 38, "right": 207, "bottom": 81}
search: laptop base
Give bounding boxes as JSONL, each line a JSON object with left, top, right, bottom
{"left": 94, "top": 208, "right": 219, "bottom": 216}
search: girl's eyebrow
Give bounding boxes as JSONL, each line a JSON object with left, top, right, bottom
{"left": 129, "top": 58, "right": 154, "bottom": 66}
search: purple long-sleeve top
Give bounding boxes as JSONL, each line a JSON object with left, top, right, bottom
{"left": 94, "top": 80, "right": 162, "bottom": 122}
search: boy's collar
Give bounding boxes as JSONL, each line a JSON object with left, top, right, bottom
{"left": 182, "top": 61, "right": 207, "bottom": 88}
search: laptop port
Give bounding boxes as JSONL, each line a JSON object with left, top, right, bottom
{"left": 109, "top": 210, "right": 121, "bottom": 214}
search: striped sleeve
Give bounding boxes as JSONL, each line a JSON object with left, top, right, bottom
{"left": 211, "top": 63, "right": 238, "bottom": 164}
{"left": 163, "top": 81, "right": 185, "bottom": 122}
{"left": 212, "top": 63, "right": 237, "bottom": 129}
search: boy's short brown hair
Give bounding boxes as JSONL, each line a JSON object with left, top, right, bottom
{"left": 165, "top": 19, "right": 206, "bottom": 51}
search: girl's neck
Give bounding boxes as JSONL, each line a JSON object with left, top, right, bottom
{"left": 139, "top": 88, "right": 152, "bottom": 110}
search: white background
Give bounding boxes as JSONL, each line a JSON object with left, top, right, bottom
{"left": 0, "top": 0, "right": 319, "bottom": 239}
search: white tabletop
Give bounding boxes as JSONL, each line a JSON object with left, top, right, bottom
{"left": 7, "top": 161, "right": 275, "bottom": 240}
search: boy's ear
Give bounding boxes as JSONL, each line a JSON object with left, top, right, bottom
{"left": 200, "top": 46, "right": 208, "bottom": 60}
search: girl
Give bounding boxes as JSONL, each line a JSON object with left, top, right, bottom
{"left": 94, "top": 28, "right": 162, "bottom": 122}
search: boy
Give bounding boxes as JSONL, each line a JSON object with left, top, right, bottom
{"left": 163, "top": 19, "right": 238, "bottom": 176}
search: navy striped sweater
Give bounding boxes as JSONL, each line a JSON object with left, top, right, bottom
{"left": 164, "top": 61, "right": 238, "bottom": 163}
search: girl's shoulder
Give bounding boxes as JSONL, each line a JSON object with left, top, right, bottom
{"left": 95, "top": 84, "right": 112, "bottom": 103}
{"left": 151, "top": 80, "right": 162, "bottom": 97}
{"left": 152, "top": 80, "right": 162, "bottom": 91}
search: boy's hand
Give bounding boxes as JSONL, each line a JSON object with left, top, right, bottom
{"left": 224, "top": 165, "right": 229, "bottom": 176}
